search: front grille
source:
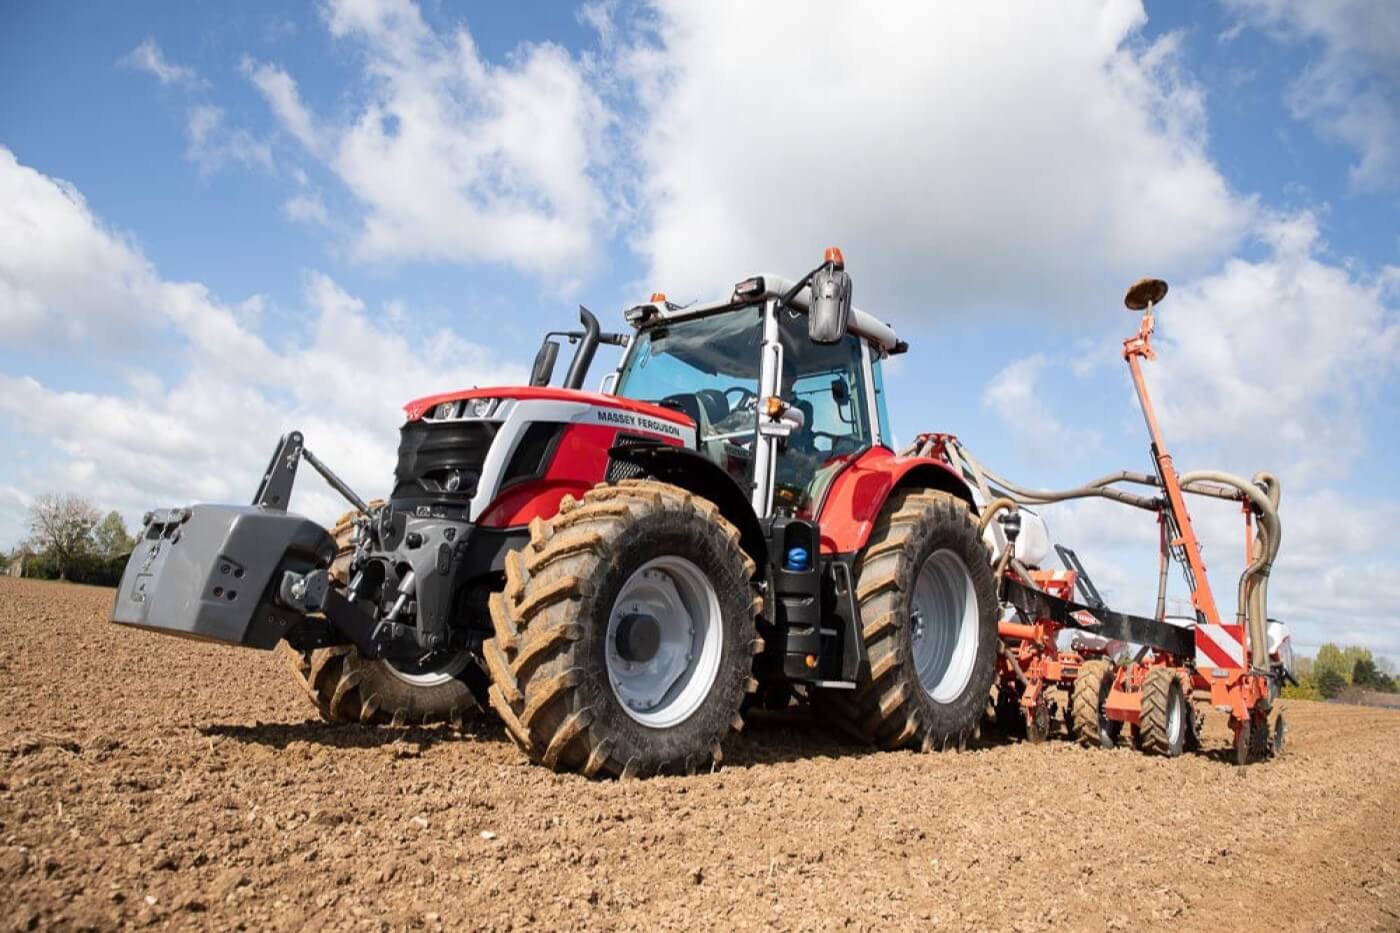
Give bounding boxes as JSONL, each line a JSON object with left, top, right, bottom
{"left": 393, "top": 419, "right": 497, "bottom": 504}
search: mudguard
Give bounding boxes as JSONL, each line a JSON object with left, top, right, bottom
{"left": 112, "top": 505, "right": 336, "bottom": 649}
{"left": 814, "top": 447, "right": 976, "bottom": 554}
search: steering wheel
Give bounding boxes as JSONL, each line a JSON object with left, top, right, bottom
{"left": 724, "top": 386, "right": 758, "bottom": 411}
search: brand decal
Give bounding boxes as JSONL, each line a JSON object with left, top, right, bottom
{"left": 590, "top": 407, "right": 687, "bottom": 439}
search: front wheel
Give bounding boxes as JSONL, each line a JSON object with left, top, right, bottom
{"left": 816, "top": 490, "right": 998, "bottom": 752}
{"left": 484, "top": 480, "right": 761, "bottom": 777}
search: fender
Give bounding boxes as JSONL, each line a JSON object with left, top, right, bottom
{"left": 607, "top": 443, "right": 769, "bottom": 568}
{"left": 814, "top": 447, "right": 976, "bottom": 555}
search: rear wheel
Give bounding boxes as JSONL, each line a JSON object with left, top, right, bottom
{"left": 1138, "top": 667, "right": 1188, "bottom": 757}
{"left": 484, "top": 480, "right": 761, "bottom": 777}
{"left": 815, "top": 490, "right": 998, "bottom": 752}
{"left": 1071, "top": 659, "right": 1121, "bottom": 749}
{"left": 276, "top": 503, "right": 487, "bottom": 726}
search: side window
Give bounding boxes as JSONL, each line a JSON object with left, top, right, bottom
{"left": 870, "top": 351, "right": 893, "bottom": 447}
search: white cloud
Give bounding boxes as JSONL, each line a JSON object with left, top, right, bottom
{"left": 0, "top": 148, "right": 158, "bottom": 345}
{"left": 981, "top": 207, "right": 1400, "bottom": 657}
{"left": 121, "top": 38, "right": 203, "bottom": 88}
{"left": 185, "top": 105, "right": 275, "bottom": 174}
{"left": 244, "top": 0, "right": 610, "bottom": 285}
{"left": 982, "top": 354, "right": 1100, "bottom": 462}
{"left": 0, "top": 148, "right": 522, "bottom": 542}
{"left": 1149, "top": 211, "right": 1400, "bottom": 481}
{"left": 241, "top": 59, "right": 324, "bottom": 155}
{"left": 1226, "top": 0, "right": 1400, "bottom": 193}
{"left": 283, "top": 191, "right": 330, "bottom": 226}
{"left": 620, "top": 1, "right": 1254, "bottom": 317}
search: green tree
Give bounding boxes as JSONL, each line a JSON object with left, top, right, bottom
{"left": 25, "top": 493, "right": 101, "bottom": 581}
{"left": 1314, "top": 644, "right": 1350, "bottom": 684}
{"left": 1315, "top": 666, "right": 1346, "bottom": 699}
{"left": 1342, "top": 646, "right": 1373, "bottom": 681}
{"left": 91, "top": 511, "right": 134, "bottom": 559}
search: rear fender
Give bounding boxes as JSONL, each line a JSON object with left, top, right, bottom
{"left": 814, "top": 447, "right": 975, "bottom": 555}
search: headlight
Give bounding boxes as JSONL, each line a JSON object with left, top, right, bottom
{"left": 467, "top": 397, "right": 499, "bottom": 418}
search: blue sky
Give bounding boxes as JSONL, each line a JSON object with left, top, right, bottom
{"left": 1, "top": 0, "right": 1397, "bottom": 660}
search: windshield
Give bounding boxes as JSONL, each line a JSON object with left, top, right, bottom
{"left": 616, "top": 306, "right": 764, "bottom": 484}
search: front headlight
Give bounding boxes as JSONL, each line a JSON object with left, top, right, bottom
{"left": 467, "top": 397, "right": 499, "bottom": 419}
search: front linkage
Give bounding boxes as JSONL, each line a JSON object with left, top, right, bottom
{"left": 114, "top": 431, "right": 440, "bottom": 666}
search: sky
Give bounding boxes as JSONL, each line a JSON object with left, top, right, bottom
{"left": 1, "top": 0, "right": 1397, "bottom": 660}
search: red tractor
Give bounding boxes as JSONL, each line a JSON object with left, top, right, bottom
{"left": 115, "top": 250, "right": 999, "bottom": 776}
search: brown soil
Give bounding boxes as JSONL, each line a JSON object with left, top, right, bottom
{"left": 2, "top": 576, "right": 1397, "bottom": 931}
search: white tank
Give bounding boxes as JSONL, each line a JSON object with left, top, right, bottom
{"left": 1267, "top": 619, "right": 1294, "bottom": 674}
{"left": 982, "top": 506, "right": 1053, "bottom": 568}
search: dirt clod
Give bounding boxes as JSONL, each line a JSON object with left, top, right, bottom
{"left": 1, "top": 576, "right": 1397, "bottom": 930}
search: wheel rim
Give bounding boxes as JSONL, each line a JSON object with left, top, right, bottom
{"left": 383, "top": 649, "right": 473, "bottom": 687}
{"left": 606, "top": 556, "right": 724, "bottom": 728}
{"left": 1166, "top": 684, "right": 1184, "bottom": 746}
{"left": 910, "top": 549, "right": 980, "bottom": 703}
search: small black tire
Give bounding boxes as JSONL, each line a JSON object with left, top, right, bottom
{"left": 1071, "top": 659, "right": 1121, "bottom": 749}
{"left": 813, "top": 489, "right": 998, "bottom": 752}
{"left": 1138, "top": 667, "right": 1189, "bottom": 757}
{"left": 484, "top": 480, "right": 762, "bottom": 778}
{"left": 276, "top": 502, "right": 486, "bottom": 725}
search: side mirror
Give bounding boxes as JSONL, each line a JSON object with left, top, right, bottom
{"left": 830, "top": 377, "right": 850, "bottom": 406}
{"left": 808, "top": 261, "right": 852, "bottom": 344}
{"left": 530, "top": 340, "right": 560, "bottom": 387}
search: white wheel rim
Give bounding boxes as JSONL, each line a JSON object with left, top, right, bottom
{"left": 606, "top": 556, "right": 724, "bottom": 728}
{"left": 910, "top": 549, "right": 979, "bottom": 703}
{"left": 383, "top": 650, "right": 472, "bottom": 687}
{"left": 1167, "top": 685, "right": 1183, "bottom": 746}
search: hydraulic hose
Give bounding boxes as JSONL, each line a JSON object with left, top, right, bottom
{"left": 924, "top": 436, "right": 1284, "bottom": 673}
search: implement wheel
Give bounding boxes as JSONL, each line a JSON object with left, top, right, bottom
{"left": 814, "top": 490, "right": 998, "bottom": 752}
{"left": 1071, "top": 659, "right": 1121, "bottom": 749}
{"left": 277, "top": 504, "right": 486, "bottom": 725}
{"left": 484, "top": 480, "right": 761, "bottom": 777}
{"left": 1138, "top": 667, "right": 1189, "bottom": 757}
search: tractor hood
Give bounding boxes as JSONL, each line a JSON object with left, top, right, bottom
{"left": 404, "top": 386, "right": 695, "bottom": 427}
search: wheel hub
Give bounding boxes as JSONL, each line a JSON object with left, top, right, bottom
{"left": 615, "top": 612, "right": 662, "bottom": 663}
{"left": 605, "top": 558, "right": 723, "bottom": 727}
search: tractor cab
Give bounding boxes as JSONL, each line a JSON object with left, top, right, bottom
{"left": 613, "top": 253, "right": 902, "bottom": 521}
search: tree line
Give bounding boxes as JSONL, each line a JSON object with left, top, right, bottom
{"left": 1282, "top": 643, "right": 1398, "bottom": 701}
{"left": 2, "top": 493, "right": 135, "bottom": 586}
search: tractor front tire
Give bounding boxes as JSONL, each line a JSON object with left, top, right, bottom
{"left": 277, "top": 503, "right": 486, "bottom": 726}
{"left": 816, "top": 490, "right": 998, "bottom": 752}
{"left": 484, "top": 480, "right": 762, "bottom": 777}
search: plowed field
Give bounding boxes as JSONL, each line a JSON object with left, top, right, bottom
{"left": 2, "top": 577, "right": 1397, "bottom": 931}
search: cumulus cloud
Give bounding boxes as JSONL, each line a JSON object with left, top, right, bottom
{"left": 244, "top": 0, "right": 609, "bottom": 286}
{"left": 618, "top": 1, "right": 1253, "bottom": 318}
{"left": 0, "top": 148, "right": 521, "bottom": 540}
{"left": 0, "top": 148, "right": 159, "bottom": 345}
{"left": 1225, "top": 0, "right": 1400, "bottom": 194}
{"left": 121, "top": 38, "right": 204, "bottom": 88}
{"left": 981, "top": 208, "right": 1400, "bottom": 654}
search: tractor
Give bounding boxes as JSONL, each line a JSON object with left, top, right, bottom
{"left": 113, "top": 249, "right": 999, "bottom": 777}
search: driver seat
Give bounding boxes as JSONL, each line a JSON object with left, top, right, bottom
{"left": 659, "top": 392, "right": 730, "bottom": 467}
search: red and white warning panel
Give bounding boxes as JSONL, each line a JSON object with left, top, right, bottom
{"left": 1196, "top": 622, "right": 1246, "bottom": 670}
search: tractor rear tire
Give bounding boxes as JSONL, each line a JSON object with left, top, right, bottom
{"left": 276, "top": 503, "right": 487, "bottom": 726}
{"left": 1138, "top": 667, "right": 1189, "bottom": 757}
{"left": 1071, "top": 659, "right": 1122, "bottom": 749}
{"left": 484, "top": 480, "right": 762, "bottom": 777}
{"left": 815, "top": 490, "right": 998, "bottom": 752}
